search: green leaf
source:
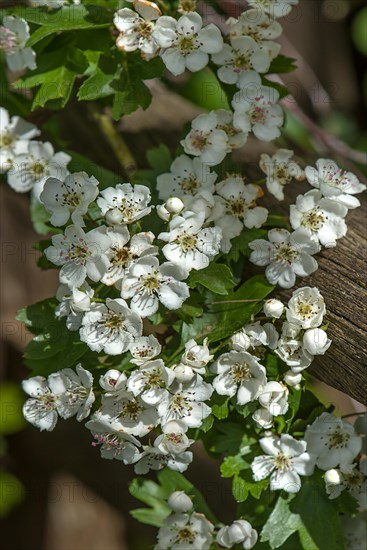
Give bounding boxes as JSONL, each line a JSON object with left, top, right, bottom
{"left": 78, "top": 56, "right": 118, "bottom": 101}
{"left": 188, "top": 264, "right": 235, "bottom": 295}
{"left": 129, "top": 478, "right": 171, "bottom": 527}
{"left": 30, "top": 200, "right": 51, "bottom": 235}
{"left": 0, "top": 383, "right": 26, "bottom": 436}
{"left": 24, "top": 5, "right": 111, "bottom": 47}
{"left": 232, "top": 471, "right": 269, "bottom": 502}
{"left": 226, "top": 228, "right": 267, "bottom": 263}
{"left": 220, "top": 455, "right": 249, "bottom": 478}
{"left": 210, "top": 394, "right": 229, "bottom": 420}
{"left": 268, "top": 55, "right": 297, "bottom": 74}
{"left": 261, "top": 494, "right": 304, "bottom": 549}
{"left": 206, "top": 275, "right": 275, "bottom": 343}
{"left": 202, "top": 421, "right": 246, "bottom": 455}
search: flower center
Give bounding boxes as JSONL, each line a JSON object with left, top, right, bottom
{"left": 104, "top": 313, "right": 125, "bottom": 330}
{"left": 170, "top": 393, "right": 193, "bottom": 416}
{"left": 0, "top": 27, "right": 17, "bottom": 53}
{"left": 112, "top": 246, "right": 133, "bottom": 266}
{"left": 62, "top": 191, "right": 82, "bottom": 207}
{"left": 142, "top": 274, "right": 160, "bottom": 290}
{"left": 92, "top": 433, "right": 123, "bottom": 456}
{"left": 138, "top": 21, "right": 153, "bottom": 39}
{"left": 274, "top": 452, "right": 291, "bottom": 470}
{"left": 31, "top": 161, "right": 46, "bottom": 176}
{"left": 328, "top": 429, "right": 350, "bottom": 449}
{"left": 0, "top": 131, "right": 14, "bottom": 148}
{"left": 231, "top": 362, "right": 252, "bottom": 382}
{"left": 146, "top": 369, "right": 164, "bottom": 387}
{"left": 179, "top": 35, "right": 196, "bottom": 54}
{"left": 177, "top": 527, "right": 196, "bottom": 543}
{"left": 119, "top": 399, "right": 144, "bottom": 420}
{"left": 66, "top": 239, "right": 91, "bottom": 263}
{"left": 177, "top": 232, "right": 197, "bottom": 252}
{"left": 250, "top": 105, "right": 267, "bottom": 124}
{"left": 180, "top": 175, "right": 199, "bottom": 194}
{"left": 190, "top": 131, "right": 209, "bottom": 151}
{"left": 295, "top": 300, "right": 317, "bottom": 320}
{"left": 274, "top": 165, "right": 292, "bottom": 184}
{"left": 227, "top": 198, "right": 247, "bottom": 217}
{"left": 302, "top": 208, "right": 325, "bottom": 232}
{"left": 178, "top": 0, "right": 197, "bottom": 14}
{"left": 274, "top": 243, "right": 299, "bottom": 263}
{"left": 233, "top": 52, "right": 251, "bottom": 70}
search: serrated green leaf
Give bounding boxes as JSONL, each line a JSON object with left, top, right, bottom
{"left": 268, "top": 54, "right": 297, "bottom": 74}
{"left": 188, "top": 264, "right": 235, "bottom": 295}
{"left": 211, "top": 394, "right": 229, "bottom": 420}
{"left": 261, "top": 494, "right": 303, "bottom": 548}
{"left": 30, "top": 200, "right": 51, "bottom": 235}
{"left": 232, "top": 471, "right": 269, "bottom": 502}
{"left": 220, "top": 455, "right": 249, "bottom": 478}
{"left": 77, "top": 57, "right": 118, "bottom": 101}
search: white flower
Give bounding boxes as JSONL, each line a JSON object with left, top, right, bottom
{"left": 114, "top": 8, "right": 176, "bottom": 60}
{"left": 55, "top": 283, "right": 94, "bottom": 331}
{"left": 121, "top": 256, "right": 190, "bottom": 317}
{"left": 80, "top": 298, "right": 143, "bottom": 355}
{"left": 258, "top": 381, "right": 289, "bottom": 416}
{"left": 217, "top": 519, "right": 258, "bottom": 549}
{"left": 99, "top": 369, "right": 127, "bottom": 395}
{"left": 166, "top": 197, "right": 184, "bottom": 214}
{"left": 252, "top": 407, "right": 274, "bottom": 429}
{"left": 7, "top": 141, "right": 70, "bottom": 199}
{"left": 213, "top": 36, "right": 271, "bottom": 85}
{"left": 247, "top": 0, "right": 299, "bottom": 19}
{"left": 0, "top": 16, "right": 36, "bottom": 72}
{"left": 155, "top": 420, "right": 193, "bottom": 455}
{"left": 214, "top": 109, "right": 249, "bottom": 149}
{"left": 290, "top": 190, "right": 348, "bottom": 248}
{"left": 97, "top": 183, "right": 151, "bottom": 224}
{"left": 0, "top": 107, "right": 40, "bottom": 173}
{"left": 342, "top": 513, "right": 367, "bottom": 550}
{"left": 159, "top": 210, "right": 222, "bottom": 271}
{"left": 157, "top": 203, "right": 171, "bottom": 221}
{"left": 130, "top": 335, "right": 162, "bottom": 365}
{"left": 354, "top": 413, "right": 367, "bottom": 455}
{"left": 211, "top": 350, "right": 267, "bottom": 405}
{"left": 283, "top": 370, "right": 302, "bottom": 389}
{"left": 158, "top": 375, "right": 213, "bottom": 428}
{"left": 40, "top": 172, "right": 99, "bottom": 227}
{"left": 259, "top": 149, "right": 305, "bottom": 201}
{"left": 325, "top": 462, "right": 367, "bottom": 511}
{"left": 305, "top": 412, "right": 363, "bottom": 470}
{"left": 249, "top": 228, "right": 320, "bottom": 289}
{"left": 232, "top": 72, "right": 283, "bottom": 142}
{"left": 305, "top": 159, "right": 366, "bottom": 209}
{"left": 101, "top": 391, "right": 159, "bottom": 437}
{"left": 156, "top": 512, "right": 214, "bottom": 550}
{"left": 45, "top": 225, "right": 111, "bottom": 288}
{"left": 263, "top": 298, "right": 284, "bottom": 319}
{"left": 181, "top": 338, "right": 213, "bottom": 372}
{"left": 102, "top": 227, "right": 157, "bottom": 287}
{"left": 227, "top": 10, "right": 282, "bottom": 43}
{"left": 251, "top": 434, "right": 315, "bottom": 493}
{"left": 168, "top": 491, "right": 193, "bottom": 513}
{"left": 161, "top": 12, "right": 223, "bottom": 76}
{"left": 157, "top": 155, "right": 217, "bottom": 200}
{"left": 231, "top": 321, "right": 279, "bottom": 353}
{"left": 86, "top": 413, "right": 141, "bottom": 463}
{"left": 48, "top": 364, "right": 95, "bottom": 421}
{"left": 127, "top": 359, "right": 175, "bottom": 405}
{"left": 303, "top": 328, "right": 331, "bottom": 355}
{"left": 22, "top": 376, "right": 58, "bottom": 431}
{"left": 275, "top": 332, "right": 313, "bottom": 373}
{"left": 210, "top": 176, "right": 268, "bottom": 248}
{"left": 180, "top": 112, "right": 229, "bottom": 165}
{"left": 286, "top": 286, "right": 326, "bottom": 329}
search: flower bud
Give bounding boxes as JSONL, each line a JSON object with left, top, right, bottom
{"left": 324, "top": 469, "right": 342, "bottom": 486}
{"left": 168, "top": 491, "right": 193, "bottom": 512}
{"left": 166, "top": 197, "right": 184, "bottom": 214}
{"left": 284, "top": 370, "right": 302, "bottom": 388}
{"left": 303, "top": 328, "right": 331, "bottom": 355}
{"left": 105, "top": 208, "right": 124, "bottom": 225}
{"left": 252, "top": 408, "right": 273, "bottom": 429}
{"left": 99, "top": 369, "right": 126, "bottom": 391}
{"left": 172, "top": 363, "right": 194, "bottom": 383}
{"left": 263, "top": 299, "right": 284, "bottom": 319}
{"left": 157, "top": 204, "right": 170, "bottom": 221}
{"left": 217, "top": 520, "right": 258, "bottom": 549}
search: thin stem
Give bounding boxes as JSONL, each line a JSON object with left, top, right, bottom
{"left": 88, "top": 106, "right": 137, "bottom": 177}
{"left": 210, "top": 299, "right": 260, "bottom": 305}
{"left": 341, "top": 412, "right": 366, "bottom": 420}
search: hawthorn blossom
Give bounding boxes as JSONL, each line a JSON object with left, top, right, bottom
{"left": 303, "top": 328, "right": 331, "bottom": 356}
{"left": 217, "top": 520, "right": 258, "bottom": 549}
{"left": 101, "top": 390, "right": 159, "bottom": 436}
{"left": 127, "top": 359, "right": 175, "bottom": 405}
{"left": 120, "top": 256, "right": 189, "bottom": 317}
{"left": 212, "top": 36, "right": 271, "bottom": 85}
{"left": 247, "top": 0, "right": 299, "bottom": 19}
{"left": 275, "top": 323, "right": 313, "bottom": 373}
{"left": 102, "top": 227, "right": 157, "bottom": 287}
{"left": 156, "top": 155, "right": 217, "bottom": 201}
{"left": 210, "top": 176, "right": 268, "bottom": 249}
{"left": 168, "top": 491, "right": 193, "bottom": 513}
{"left": 40, "top": 172, "right": 99, "bottom": 227}
{"left": 97, "top": 183, "right": 151, "bottom": 224}
{"left": 48, "top": 364, "right": 95, "bottom": 421}
{"left": 0, "top": 108, "right": 40, "bottom": 172}
{"left": 325, "top": 462, "right": 367, "bottom": 511}
{"left": 99, "top": 369, "right": 127, "bottom": 395}
{"left": 227, "top": 10, "right": 282, "bottom": 43}
{"left": 231, "top": 321, "right": 279, "bottom": 354}
{"left": 258, "top": 381, "right": 289, "bottom": 416}
{"left": 215, "top": 109, "right": 249, "bottom": 149}
{"left": 259, "top": 149, "right": 305, "bottom": 201}
{"left": 156, "top": 511, "right": 214, "bottom": 550}
{"left": 0, "top": 16, "right": 36, "bottom": 72}
{"left": 7, "top": 141, "right": 70, "bottom": 199}
{"left": 290, "top": 190, "right": 348, "bottom": 248}
{"left": 158, "top": 375, "right": 213, "bottom": 428}
{"left": 305, "top": 413, "right": 363, "bottom": 470}
{"left": 155, "top": 420, "right": 193, "bottom": 455}
{"left": 251, "top": 434, "right": 315, "bottom": 493}
{"left": 181, "top": 338, "right": 213, "bottom": 372}
{"left": 22, "top": 376, "right": 58, "bottom": 432}
{"left": 263, "top": 298, "right": 284, "bottom": 319}
{"left": 79, "top": 298, "right": 143, "bottom": 355}
{"left": 180, "top": 112, "right": 229, "bottom": 165}
{"left": 252, "top": 407, "right": 274, "bottom": 429}
{"left": 86, "top": 413, "right": 141, "bottom": 463}
{"left": 286, "top": 286, "right": 326, "bottom": 329}
{"left": 249, "top": 227, "right": 320, "bottom": 288}
{"left": 114, "top": 7, "right": 176, "bottom": 59}
{"left": 130, "top": 335, "right": 162, "bottom": 365}
{"left": 55, "top": 283, "right": 94, "bottom": 331}
{"left": 211, "top": 350, "right": 267, "bottom": 405}
{"left": 160, "top": 12, "right": 223, "bottom": 76}
{"left": 305, "top": 159, "right": 366, "bottom": 209}
{"left": 45, "top": 225, "right": 111, "bottom": 288}
{"left": 159, "top": 211, "right": 222, "bottom": 271}
{"left": 232, "top": 72, "right": 283, "bottom": 142}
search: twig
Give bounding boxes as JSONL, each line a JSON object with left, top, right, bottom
{"left": 211, "top": 299, "right": 260, "bottom": 305}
